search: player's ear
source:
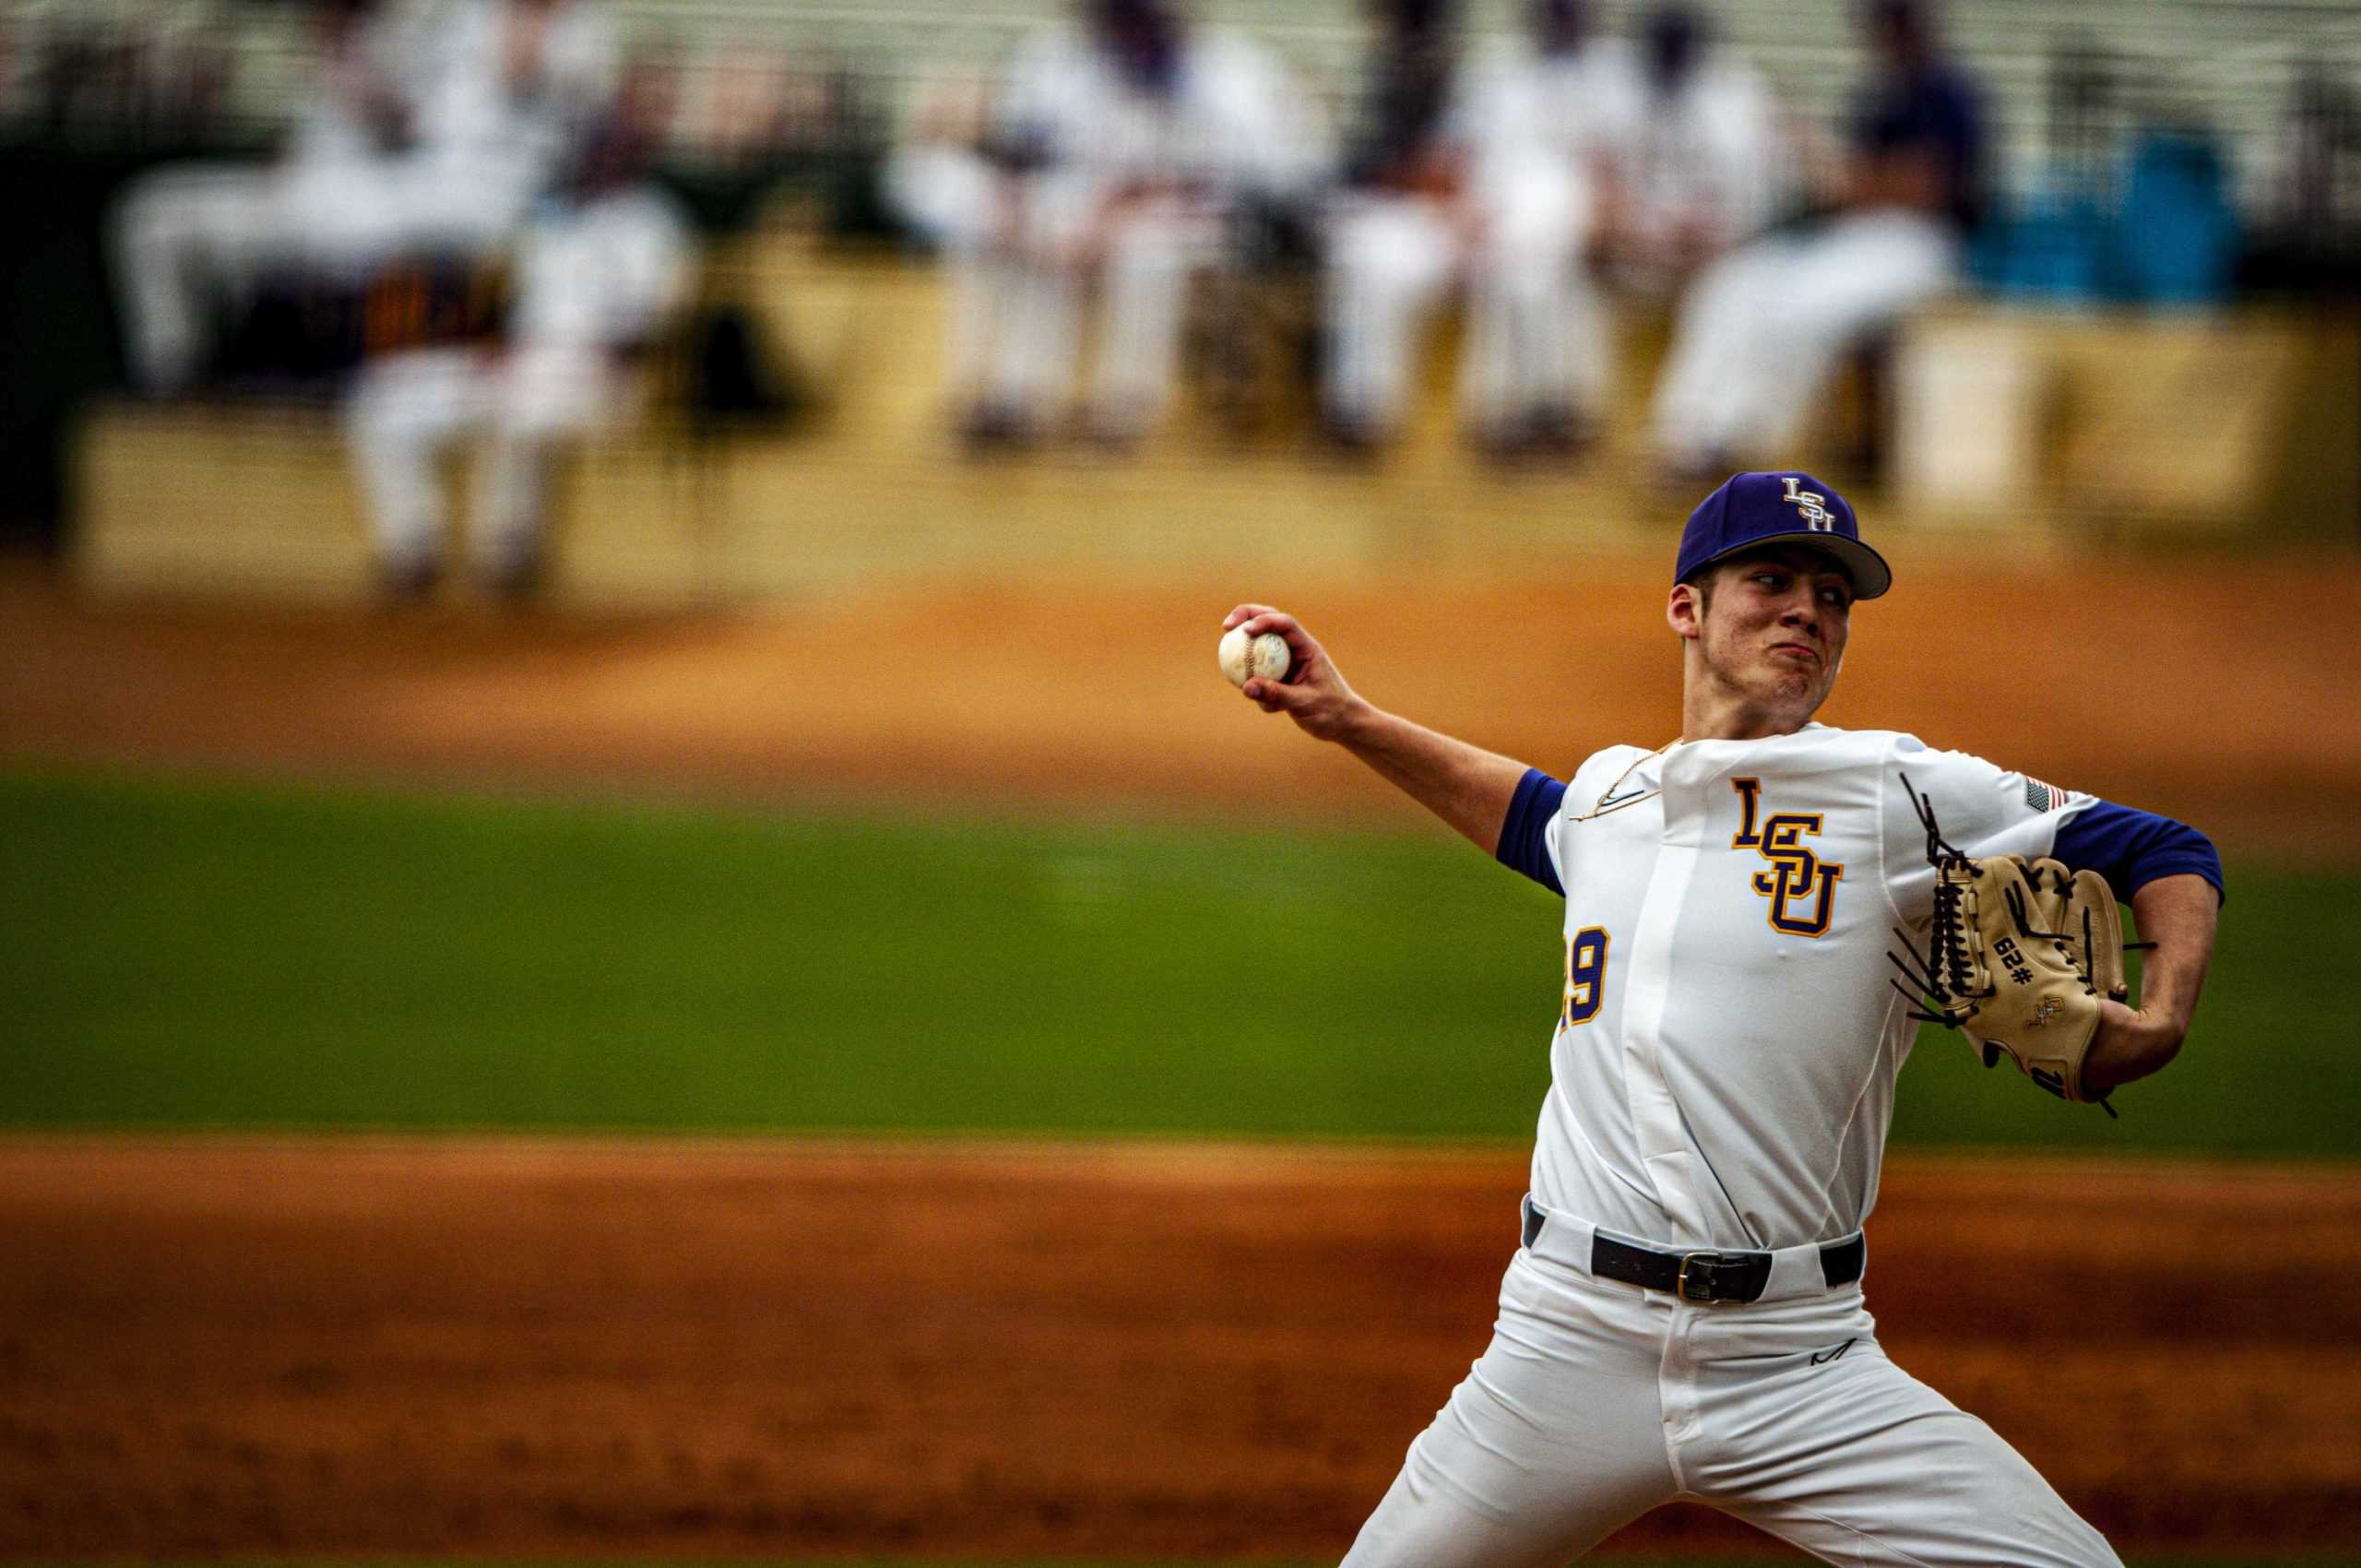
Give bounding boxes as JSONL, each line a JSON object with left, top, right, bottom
{"left": 1667, "top": 581, "right": 1703, "bottom": 642}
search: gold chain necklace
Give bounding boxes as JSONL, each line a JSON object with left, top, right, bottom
{"left": 1566, "top": 740, "right": 1679, "bottom": 823}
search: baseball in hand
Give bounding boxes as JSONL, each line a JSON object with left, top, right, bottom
{"left": 1218, "top": 626, "right": 1291, "bottom": 688}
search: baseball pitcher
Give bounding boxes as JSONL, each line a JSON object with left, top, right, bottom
{"left": 1225, "top": 470, "right": 2222, "bottom": 1565}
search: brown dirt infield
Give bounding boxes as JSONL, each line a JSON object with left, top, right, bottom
{"left": 3, "top": 1139, "right": 2358, "bottom": 1560}
{"left": 5, "top": 554, "right": 2357, "bottom": 856}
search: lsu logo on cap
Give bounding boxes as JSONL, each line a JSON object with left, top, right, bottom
{"left": 1780, "top": 477, "right": 1833, "bottom": 531}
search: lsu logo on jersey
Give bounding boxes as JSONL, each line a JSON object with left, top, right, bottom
{"left": 1730, "top": 778, "right": 1845, "bottom": 937}
{"left": 1780, "top": 477, "right": 1833, "bottom": 531}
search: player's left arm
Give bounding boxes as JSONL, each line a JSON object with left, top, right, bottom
{"left": 2053, "top": 801, "right": 2225, "bottom": 1094}
{"left": 2084, "top": 873, "right": 2217, "bottom": 1094}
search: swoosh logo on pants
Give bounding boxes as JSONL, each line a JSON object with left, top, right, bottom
{"left": 1809, "top": 1338, "right": 1857, "bottom": 1366}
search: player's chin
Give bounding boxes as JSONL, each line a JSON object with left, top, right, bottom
{"left": 1753, "top": 653, "right": 1817, "bottom": 685}
{"left": 1750, "top": 661, "right": 1831, "bottom": 709}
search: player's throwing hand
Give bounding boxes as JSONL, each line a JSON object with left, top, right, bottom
{"left": 1220, "top": 604, "right": 1368, "bottom": 742}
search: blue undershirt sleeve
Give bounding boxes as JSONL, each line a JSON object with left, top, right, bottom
{"left": 1495, "top": 767, "right": 1567, "bottom": 897}
{"left": 2052, "top": 800, "right": 2225, "bottom": 906}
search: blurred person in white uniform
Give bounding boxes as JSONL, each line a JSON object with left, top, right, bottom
{"left": 346, "top": 89, "right": 693, "bottom": 598}
{"left": 111, "top": 0, "right": 407, "bottom": 390}
{"left": 1325, "top": 0, "right": 1626, "bottom": 458}
{"left": 111, "top": 0, "right": 618, "bottom": 393}
{"left": 1318, "top": 0, "right": 1465, "bottom": 452}
{"left": 881, "top": 65, "right": 1011, "bottom": 426}
{"left": 1650, "top": 0, "right": 1982, "bottom": 475}
{"left": 887, "top": 0, "right": 1324, "bottom": 449}
{"left": 1584, "top": 6, "right": 1781, "bottom": 298}
{"left": 355, "top": 0, "right": 621, "bottom": 262}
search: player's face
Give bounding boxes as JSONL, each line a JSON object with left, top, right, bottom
{"left": 1685, "top": 547, "right": 1854, "bottom": 723}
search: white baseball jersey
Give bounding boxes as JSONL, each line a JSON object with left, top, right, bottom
{"left": 1579, "top": 38, "right": 1783, "bottom": 250}
{"left": 509, "top": 185, "right": 693, "bottom": 351}
{"left": 1339, "top": 719, "right": 2168, "bottom": 1565}
{"left": 1533, "top": 724, "right": 2090, "bottom": 1253}
{"left": 1449, "top": 40, "right": 1608, "bottom": 174}
{"left": 409, "top": 0, "right": 620, "bottom": 185}
{"left": 995, "top": 23, "right": 1324, "bottom": 223}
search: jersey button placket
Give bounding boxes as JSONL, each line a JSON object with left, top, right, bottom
{"left": 1619, "top": 756, "right": 1716, "bottom": 1246}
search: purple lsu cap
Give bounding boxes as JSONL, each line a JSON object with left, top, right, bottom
{"left": 1672, "top": 470, "right": 1892, "bottom": 600}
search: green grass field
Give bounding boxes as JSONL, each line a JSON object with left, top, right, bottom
{"left": 3, "top": 766, "right": 2350, "bottom": 1156}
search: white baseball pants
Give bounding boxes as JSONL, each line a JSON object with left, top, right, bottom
{"left": 896, "top": 160, "right": 1223, "bottom": 439}
{"left": 1322, "top": 168, "right": 1602, "bottom": 438}
{"left": 346, "top": 342, "right": 619, "bottom": 577}
{"left": 110, "top": 163, "right": 279, "bottom": 391}
{"left": 1321, "top": 193, "right": 1455, "bottom": 435}
{"left": 1341, "top": 1221, "right": 2119, "bottom": 1566}
{"left": 1462, "top": 154, "right": 1606, "bottom": 432}
{"left": 112, "top": 153, "right": 541, "bottom": 392}
{"left": 884, "top": 145, "right": 1007, "bottom": 404}
{"left": 344, "top": 349, "right": 492, "bottom": 576}
{"left": 1650, "top": 208, "right": 1958, "bottom": 468}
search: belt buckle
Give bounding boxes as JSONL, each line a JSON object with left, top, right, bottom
{"left": 1675, "top": 1252, "right": 1737, "bottom": 1304}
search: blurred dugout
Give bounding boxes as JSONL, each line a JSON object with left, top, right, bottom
{"left": 9, "top": 0, "right": 2361, "bottom": 600}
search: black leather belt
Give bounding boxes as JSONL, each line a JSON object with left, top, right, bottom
{"left": 1525, "top": 1202, "right": 1865, "bottom": 1305}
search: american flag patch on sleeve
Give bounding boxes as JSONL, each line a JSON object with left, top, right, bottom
{"left": 2023, "top": 778, "right": 2065, "bottom": 813}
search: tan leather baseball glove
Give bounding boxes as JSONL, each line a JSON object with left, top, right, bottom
{"left": 1889, "top": 776, "right": 2134, "bottom": 1116}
